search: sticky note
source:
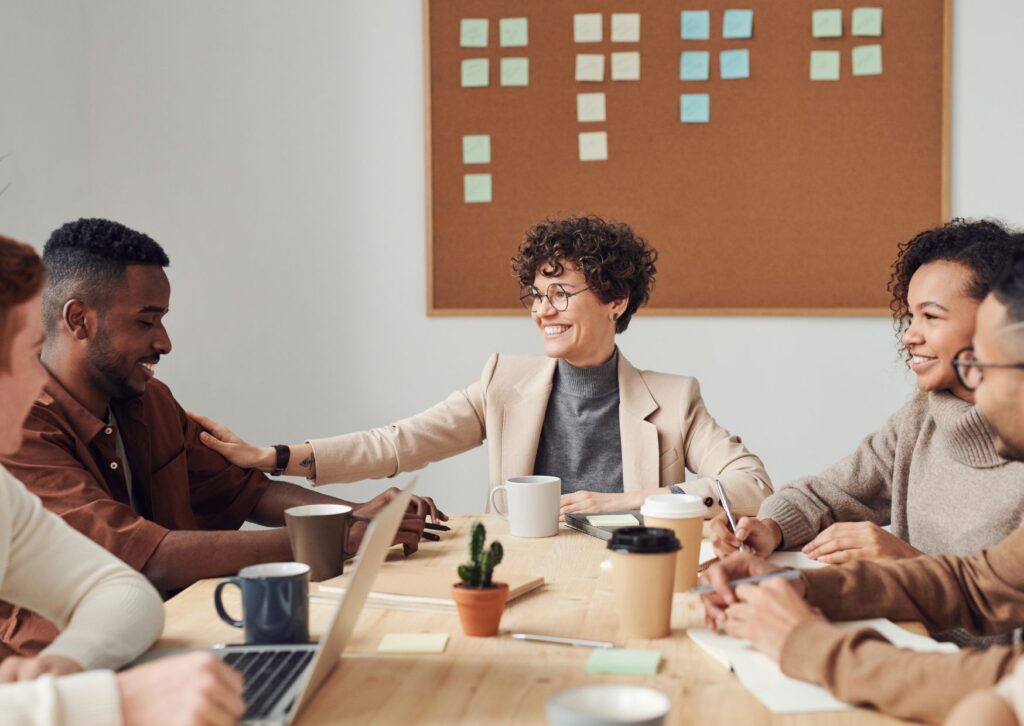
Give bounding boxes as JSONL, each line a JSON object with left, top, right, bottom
{"left": 499, "top": 17, "right": 528, "bottom": 47}
{"left": 460, "top": 18, "right": 488, "bottom": 48}
{"left": 575, "top": 54, "right": 605, "bottom": 82}
{"left": 587, "top": 649, "right": 662, "bottom": 676}
{"left": 680, "top": 51, "right": 710, "bottom": 81}
{"left": 461, "top": 58, "right": 489, "bottom": 88}
{"left": 720, "top": 49, "right": 750, "bottom": 80}
{"left": 578, "top": 131, "right": 608, "bottom": 162}
{"left": 610, "top": 52, "right": 640, "bottom": 81}
{"left": 378, "top": 633, "right": 449, "bottom": 654}
{"left": 574, "top": 13, "right": 603, "bottom": 43}
{"left": 611, "top": 13, "right": 640, "bottom": 42}
{"left": 577, "top": 93, "right": 606, "bottom": 123}
{"left": 464, "top": 173, "right": 492, "bottom": 203}
{"left": 462, "top": 135, "right": 491, "bottom": 165}
{"left": 812, "top": 9, "right": 843, "bottom": 38}
{"left": 501, "top": 57, "right": 529, "bottom": 87}
{"left": 722, "top": 9, "right": 753, "bottom": 39}
{"left": 852, "top": 7, "right": 883, "bottom": 37}
{"left": 852, "top": 44, "right": 883, "bottom": 76}
{"left": 681, "top": 10, "right": 711, "bottom": 40}
{"left": 680, "top": 94, "right": 710, "bottom": 123}
{"left": 810, "top": 50, "right": 841, "bottom": 81}
{"left": 587, "top": 514, "right": 639, "bottom": 527}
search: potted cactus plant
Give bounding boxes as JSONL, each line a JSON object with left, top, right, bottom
{"left": 451, "top": 521, "right": 508, "bottom": 636}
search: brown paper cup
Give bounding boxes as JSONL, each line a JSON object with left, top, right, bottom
{"left": 610, "top": 550, "right": 677, "bottom": 639}
{"left": 644, "top": 515, "right": 703, "bottom": 591}
{"left": 284, "top": 504, "right": 352, "bottom": 582}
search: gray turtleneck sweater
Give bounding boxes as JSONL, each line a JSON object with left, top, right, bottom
{"left": 533, "top": 350, "right": 624, "bottom": 494}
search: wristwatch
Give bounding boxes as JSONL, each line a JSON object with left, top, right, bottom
{"left": 271, "top": 444, "right": 290, "bottom": 476}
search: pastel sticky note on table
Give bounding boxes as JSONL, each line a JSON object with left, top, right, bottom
{"left": 812, "top": 9, "right": 843, "bottom": 38}
{"left": 464, "top": 173, "right": 492, "bottom": 203}
{"left": 587, "top": 649, "right": 662, "bottom": 676}
{"left": 720, "top": 49, "right": 750, "bottom": 79}
{"left": 587, "top": 514, "right": 639, "bottom": 527}
{"left": 852, "top": 7, "right": 883, "bottom": 37}
{"left": 462, "top": 135, "right": 491, "bottom": 165}
{"left": 611, "top": 13, "right": 640, "bottom": 42}
{"left": 575, "top": 54, "right": 605, "bottom": 82}
{"left": 574, "top": 13, "right": 603, "bottom": 43}
{"left": 499, "top": 17, "right": 528, "bottom": 47}
{"left": 680, "top": 93, "right": 710, "bottom": 123}
{"left": 578, "top": 131, "right": 608, "bottom": 162}
{"left": 610, "top": 52, "right": 640, "bottom": 81}
{"left": 679, "top": 51, "right": 710, "bottom": 81}
{"left": 577, "top": 93, "right": 606, "bottom": 123}
{"left": 461, "top": 58, "right": 489, "bottom": 88}
{"left": 501, "top": 57, "right": 529, "bottom": 87}
{"left": 722, "top": 9, "right": 753, "bottom": 39}
{"left": 851, "top": 44, "right": 883, "bottom": 76}
{"left": 810, "top": 50, "right": 840, "bottom": 81}
{"left": 378, "top": 634, "right": 449, "bottom": 654}
{"left": 681, "top": 10, "right": 710, "bottom": 40}
{"left": 460, "top": 18, "right": 488, "bottom": 48}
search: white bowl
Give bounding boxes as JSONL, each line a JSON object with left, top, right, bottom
{"left": 546, "top": 685, "right": 671, "bottom": 726}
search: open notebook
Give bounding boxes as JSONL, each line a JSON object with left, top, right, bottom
{"left": 317, "top": 567, "right": 544, "bottom": 608}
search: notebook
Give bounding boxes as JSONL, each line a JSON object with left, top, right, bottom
{"left": 317, "top": 567, "right": 544, "bottom": 608}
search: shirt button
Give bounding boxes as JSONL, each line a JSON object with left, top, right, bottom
{"left": 104, "top": 427, "right": 113, "bottom": 435}
{"left": 704, "top": 497, "right": 714, "bottom": 508}
{"left": 110, "top": 462, "right": 119, "bottom": 470}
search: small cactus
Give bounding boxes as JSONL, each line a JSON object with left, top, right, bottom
{"left": 457, "top": 522, "right": 503, "bottom": 588}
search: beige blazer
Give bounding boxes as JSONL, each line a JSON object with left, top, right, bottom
{"left": 309, "top": 352, "right": 772, "bottom": 516}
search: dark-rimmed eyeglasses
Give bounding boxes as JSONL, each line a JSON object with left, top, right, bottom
{"left": 952, "top": 346, "right": 1024, "bottom": 391}
{"left": 519, "top": 284, "right": 592, "bottom": 312}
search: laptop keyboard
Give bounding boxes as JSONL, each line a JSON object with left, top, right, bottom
{"left": 223, "top": 649, "right": 315, "bottom": 720}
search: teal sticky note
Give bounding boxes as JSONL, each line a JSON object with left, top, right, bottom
{"left": 810, "top": 50, "right": 840, "bottom": 81}
{"left": 680, "top": 11, "right": 710, "bottom": 40}
{"left": 461, "top": 58, "right": 489, "bottom": 88}
{"left": 460, "top": 18, "right": 488, "bottom": 48}
{"left": 719, "top": 49, "right": 749, "bottom": 79}
{"left": 462, "top": 135, "right": 491, "bottom": 165}
{"left": 680, "top": 94, "right": 710, "bottom": 123}
{"left": 586, "top": 649, "right": 662, "bottom": 676}
{"left": 500, "top": 57, "right": 529, "bottom": 87}
{"left": 679, "top": 51, "right": 710, "bottom": 81}
{"left": 852, "top": 7, "right": 883, "bottom": 37}
{"left": 499, "top": 17, "right": 528, "bottom": 47}
{"left": 722, "top": 9, "right": 753, "bottom": 39}
{"left": 812, "top": 9, "right": 843, "bottom": 38}
{"left": 464, "top": 173, "right": 492, "bottom": 204}
{"left": 851, "top": 44, "right": 883, "bottom": 76}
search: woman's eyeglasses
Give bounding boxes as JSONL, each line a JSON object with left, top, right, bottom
{"left": 952, "top": 346, "right": 1024, "bottom": 391}
{"left": 519, "top": 284, "right": 592, "bottom": 312}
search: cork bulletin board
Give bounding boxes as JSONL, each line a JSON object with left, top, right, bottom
{"left": 424, "top": 0, "right": 951, "bottom": 315}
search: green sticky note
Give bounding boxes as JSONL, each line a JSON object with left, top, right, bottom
{"left": 500, "top": 57, "right": 529, "bottom": 87}
{"left": 464, "top": 173, "right": 492, "bottom": 204}
{"left": 378, "top": 633, "right": 449, "bottom": 654}
{"left": 812, "top": 9, "right": 843, "bottom": 38}
{"left": 588, "top": 514, "right": 640, "bottom": 527}
{"left": 680, "top": 11, "right": 710, "bottom": 40}
{"left": 680, "top": 94, "right": 710, "bottom": 123}
{"left": 461, "top": 58, "right": 489, "bottom": 88}
{"left": 852, "top": 7, "right": 883, "bottom": 37}
{"left": 460, "top": 18, "right": 488, "bottom": 48}
{"left": 722, "top": 9, "right": 753, "bottom": 39}
{"left": 462, "top": 135, "right": 491, "bottom": 164}
{"left": 680, "top": 51, "right": 710, "bottom": 81}
{"left": 587, "top": 649, "right": 662, "bottom": 676}
{"left": 852, "top": 44, "right": 883, "bottom": 76}
{"left": 810, "top": 50, "right": 840, "bottom": 81}
{"left": 720, "top": 49, "right": 750, "bottom": 80}
{"left": 499, "top": 17, "right": 528, "bottom": 47}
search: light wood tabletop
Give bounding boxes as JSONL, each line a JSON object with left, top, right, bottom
{"left": 159, "top": 515, "right": 911, "bottom": 725}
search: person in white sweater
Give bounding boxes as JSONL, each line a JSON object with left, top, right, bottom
{"left": 0, "top": 233, "right": 244, "bottom": 725}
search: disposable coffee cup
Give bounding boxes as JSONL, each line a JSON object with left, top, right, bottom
{"left": 641, "top": 494, "right": 708, "bottom": 592}
{"left": 608, "top": 527, "right": 680, "bottom": 639}
{"left": 285, "top": 503, "right": 356, "bottom": 582}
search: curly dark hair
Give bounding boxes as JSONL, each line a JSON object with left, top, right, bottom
{"left": 993, "top": 243, "right": 1024, "bottom": 325}
{"left": 0, "top": 235, "right": 47, "bottom": 371}
{"left": 511, "top": 216, "right": 657, "bottom": 333}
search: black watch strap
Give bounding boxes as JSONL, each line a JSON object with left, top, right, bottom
{"left": 271, "top": 444, "right": 290, "bottom": 476}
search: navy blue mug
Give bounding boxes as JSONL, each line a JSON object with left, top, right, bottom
{"left": 214, "top": 562, "right": 310, "bottom": 645}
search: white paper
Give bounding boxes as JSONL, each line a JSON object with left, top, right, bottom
{"left": 767, "top": 550, "right": 829, "bottom": 570}
{"left": 611, "top": 13, "right": 640, "bottom": 42}
{"left": 699, "top": 540, "right": 717, "bottom": 565}
{"left": 575, "top": 54, "right": 605, "bottom": 82}
{"left": 610, "top": 52, "right": 640, "bottom": 81}
{"left": 574, "top": 13, "right": 603, "bottom": 43}
{"left": 578, "top": 131, "right": 608, "bottom": 161}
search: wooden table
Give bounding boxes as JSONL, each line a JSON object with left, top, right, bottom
{"left": 160, "top": 516, "right": 909, "bottom": 725}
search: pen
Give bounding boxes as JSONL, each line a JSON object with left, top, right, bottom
{"left": 421, "top": 531, "right": 441, "bottom": 542}
{"left": 510, "top": 632, "right": 621, "bottom": 649}
{"left": 714, "top": 478, "right": 745, "bottom": 552}
{"left": 424, "top": 522, "right": 450, "bottom": 532}
{"left": 687, "top": 568, "right": 801, "bottom": 595}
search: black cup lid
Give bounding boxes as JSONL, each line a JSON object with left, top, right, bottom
{"left": 607, "top": 526, "right": 681, "bottom": 554}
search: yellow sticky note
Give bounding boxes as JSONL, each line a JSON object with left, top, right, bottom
{"left": 588, "top": 514, "right": 639, "bottom": 527}
{"left": 378, "top": 633, "right": 449, "bottom": 654}
{"left": 575, "top": 54, "right": 605, "bottom": 82}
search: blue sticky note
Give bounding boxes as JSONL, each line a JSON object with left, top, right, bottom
{"left": 680, "top": 94, "right": 710, "bottom": 123}
{"left": 720, "top": 49, "right": 750, "bottom": 79}
{"left": 460, "top": 18, "right": 488, "bottom": 48}
{"left": 464, "top": 173, "right": 492, "bottom": 204}
{"left": 500, "top": 57, "right": 529, "bottom": 87}
{"left": 681, "top": 11, "right": 710, "bottom": 40}
{"left": 461, "top": 58, "right": 489, "bottom": 88}
{"left": 680, "top": 51, "right": 710, "bottom": 81}
{"left": 851, "top": 44, "right": 883, "bottom": 76}
{"left": 586, "top": 649, "right": 662, "bottom": 676}
{"left": 722, "top": 9, "right": 753, "bottom": 39}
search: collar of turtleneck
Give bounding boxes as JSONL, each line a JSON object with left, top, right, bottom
{"left": 554, "top": 348, "right": 620, "bottom": 399}
{"left": 929, "top": 390, "right": 1008, "bottom": 469}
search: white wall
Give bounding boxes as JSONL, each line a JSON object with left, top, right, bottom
{"left": 2, "top": 0, "right": 1022, "bottom": 513}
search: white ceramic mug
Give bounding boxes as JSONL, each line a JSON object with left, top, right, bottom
{"left": 489, "top": 475, "right": 560, "bottom": 538}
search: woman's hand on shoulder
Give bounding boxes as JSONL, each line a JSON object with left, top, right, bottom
{"left": 187, "top": 411, "right": 276, "bottom": 471}
{"left": 802, "top": 521, "right": 922, "bottom": 564}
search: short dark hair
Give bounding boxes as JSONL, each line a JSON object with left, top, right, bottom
{"left": 992, "top": 243, "right": 1024, "bottom": 325}
{"left": 41, "top": 218, "right": 169, "bottom": 334}
{"left": 511, "top": 215, "right": 657, "bottom": 333}
{"left": 0, "top": 235, "right": 47, "bottom": 370}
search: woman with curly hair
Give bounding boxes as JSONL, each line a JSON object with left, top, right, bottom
{"left": 192, "top": 215, "right": 772, "bottom": 517}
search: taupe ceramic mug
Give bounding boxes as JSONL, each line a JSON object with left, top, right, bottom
{"left": 284, "top": 504, "right": 358, "bottom": 582}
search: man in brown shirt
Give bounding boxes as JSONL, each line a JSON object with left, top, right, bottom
{"left": 700, "top": 246, "right": 1024, "bottom": 724}
{"left": 0, "top": 218, "right": 443, "bottom": 655}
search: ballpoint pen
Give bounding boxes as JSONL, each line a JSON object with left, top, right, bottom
{"left": 510, "top": 632, "right": 621, "bottom": 649}
{"left": 714, "top": 477, "right": 745, "bottom": 552}
{"left": 687, "top": 568, "right": 800, "bottom": 595}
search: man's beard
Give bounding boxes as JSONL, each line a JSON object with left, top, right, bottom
{"left": 87, "top": 323, "right": 144, "bottom": 401}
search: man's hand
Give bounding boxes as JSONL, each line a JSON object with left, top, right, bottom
{"left": 559, "top": 490, "right": 641, "bottom": 519}
{"left": 351, "top": 487, "right": 446, "bottom": 557}
{"left": 720, "top": 578, "right": 826, "bottom": 663}
{"left": 699, "top": 552, "right": 796, "bottom": 627}
{"left": 802, "top": 521, "right": 922, "bottom": 564}
{"left": 188, "top": 411, "right": 274, "bottom": 470}
{"left": 118, "top": 652, "right": 244, "bottom": 726}
{"left": 0, "top": 654, "right": 82, "bottom": 683}
{"left": 708, "top": 514, "right": 783, "bottom": 558}
{"left": 356, "top": 486, "right": 447, "bottom": 523}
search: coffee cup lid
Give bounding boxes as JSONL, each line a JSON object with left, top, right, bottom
{"left": 607, "top": 526, "right": 681, "bottom": 554}
{"left": 640, "top": 493, "right": 708, "bottom": 519}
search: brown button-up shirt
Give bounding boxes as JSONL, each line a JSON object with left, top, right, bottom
{"left": 0, "top": 371, "right": 270, "bottom": 655}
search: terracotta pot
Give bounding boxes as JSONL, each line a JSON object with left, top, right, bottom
{"left": 451, "top": 582, "right": 509, "bottom": 636}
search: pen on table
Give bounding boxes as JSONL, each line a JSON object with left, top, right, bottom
{"left": 510, "top": 632, "right": 621, "bottom": 649}
{"left": 424, "top": 522, "right": 450, "bottom": 532}
{"left": 421, "top": 531, "right": 441, "bottom": 542}
{"left": 714, "top": 477, "right": 745, "bottom": 552}
{"left": 687, "top": 568, "right": 801, "bottom": 595}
